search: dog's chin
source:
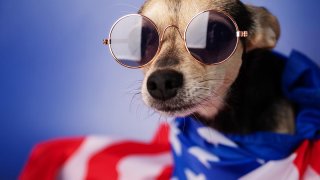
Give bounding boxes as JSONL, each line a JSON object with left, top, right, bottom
{"left": 147, "top": 96, "right": 223, "bottom": 119}
{"left": 155, "top": 104, "right": 199, "bottom": 117}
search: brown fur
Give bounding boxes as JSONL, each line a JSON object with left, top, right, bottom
{"left": 138, "top": 0, "right": 294, "bottom": 134}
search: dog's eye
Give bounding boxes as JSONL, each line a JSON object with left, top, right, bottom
{"left": 140, "top": 26, "right": 159, "bottom": 63}
{"left": 206, "top": 21, "right": 233, "bottom": 50}
{"left": 141, "top": 26, "right": 158, "bottom": 46}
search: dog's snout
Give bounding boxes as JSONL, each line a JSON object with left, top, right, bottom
{"left": 147, "top": 70, "right": 183, "bottom": 101}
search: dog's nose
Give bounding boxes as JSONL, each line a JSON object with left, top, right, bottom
{"left": 147, "top": 70, "right": 183, "bottom": 101}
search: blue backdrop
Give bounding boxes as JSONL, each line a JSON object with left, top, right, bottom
{"left": 0, "top": 0, "right": 319, "bottom": 179}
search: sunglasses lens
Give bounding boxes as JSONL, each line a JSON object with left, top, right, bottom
{"left": 186, "top": 10, "right": 238, "bottom": 64}
{"left": 110, "top": 15, "right": 159, "bottom": 67}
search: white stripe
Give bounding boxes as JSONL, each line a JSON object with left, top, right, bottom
{"left": 117, "top": 152, "right": 172, "bottom": 180}
{"left": 304, "top": 166, "right": 320, "bottom": 180}
{"left": 59, "top": 136, "right": 122, "bottom": 180}
{"left": 240, "top": 153, "right": 299, "bottom": 180}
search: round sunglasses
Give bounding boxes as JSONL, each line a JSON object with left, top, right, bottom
{"left": 104, "top": 10, "right": 248, "bottom": 68}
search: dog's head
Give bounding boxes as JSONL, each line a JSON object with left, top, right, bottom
{"left": 138, "top": 0, "right": 280, "bottom": 118}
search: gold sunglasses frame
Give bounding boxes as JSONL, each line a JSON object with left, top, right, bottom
{"left": 103, "top": 9, "right": 248, "bottom": 69}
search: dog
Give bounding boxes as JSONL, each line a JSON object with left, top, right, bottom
{"left": 19, "top": 2, "right": 319, "bottom": 178}
{"left": 132, "top": 0, "right": 295, "bottom": 135}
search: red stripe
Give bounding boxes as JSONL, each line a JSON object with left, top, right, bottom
{"left": 85, "top": 141, "right": 171, "bottom": 179}
{"left": 85, "top": 124, "right": 171, "bottom": 180}
{"left": 293, "top": 140, "right": 320, "bottom": 179}
{"left": 19, "top": 138, "right": 84, "bottom": 180}
{"left": 156, "top": 165, "right": 173, "bottom": 180}
{"left": 309, "top": 140, "right": 320, "bottom": 174}
{"left": 293, "top": 140, "right": 310, "bottom": 179}
{"left": 152, "top": 123, "right": 170, "bottom": 144}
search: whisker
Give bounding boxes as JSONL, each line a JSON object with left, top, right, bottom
{"left": 192, "top": 75, "right": 227, "bottom": 80}
{"left": 129, "top": 92, "right": 141, "bottom": 110}
{"left": 196, "top": 91, "right": 226, "bottom": 105}
{"left": 197, "top": 79, "right": 234, "bottom": 84}
{"left": 192, "top": 86, "right": 210, "bottom": 90}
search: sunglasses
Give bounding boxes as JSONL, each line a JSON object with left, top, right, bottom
{"left": 104, "top": 10, "right": 248, "bottom": 68}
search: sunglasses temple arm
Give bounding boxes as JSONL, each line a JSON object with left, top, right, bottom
{"left": 103, "top": 39, "right": 110, "bottom": 45}
{"left": 236, "top": 31, "right": 248, "bottom": 38}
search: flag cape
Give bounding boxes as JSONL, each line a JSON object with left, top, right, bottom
{"left": 20, "top": 50, "right": 320, "bottom": 180}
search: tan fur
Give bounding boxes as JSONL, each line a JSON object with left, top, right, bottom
{"left": 246, "top": 5, "right": 281, "bottom": 51}
{"left": 139, "top": 0, "right": 293, "bottom": 133}
{"left": 268, "top": 100, "right": 295, "bottom": 134}
{"left": 140, "top": 0, "right": 244, "bottom": 118}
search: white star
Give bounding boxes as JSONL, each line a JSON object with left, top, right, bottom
{"left": 185, "top": 169, "right": 206, "bottom": 180}
{"left": 256, "top": 158, "right": 266, "bottom": 165}
{"left": 188, "top": 147, "right": 219, "bottom": 169}
{"left": 197, "top": 127, "right": 237, "bottom": 147}
{"left": 170, "top": 122, "right": 182, "bottom": 155}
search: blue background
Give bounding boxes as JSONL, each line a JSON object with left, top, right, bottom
{"left": 0, "top": 0, "right": 319, "bottom": 179}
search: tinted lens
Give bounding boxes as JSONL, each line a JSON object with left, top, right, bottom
{"left": 186, "top": 10, "right": 238, "bottom": 64}
{"left": 110, "top": 15, "right": 159, "bottom": 67}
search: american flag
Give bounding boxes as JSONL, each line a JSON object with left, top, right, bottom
{"left": 20, "top": 123, "right": 172, "bottom": 180}
{"left": 20, "top": 120, "right": 319, "bottom": 180}
{"left": 20, "top": 51, "right": 320, "bottom": 180}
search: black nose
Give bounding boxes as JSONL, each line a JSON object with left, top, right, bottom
{"left": 147, "top": 70, "right": 183, "bottom": 101}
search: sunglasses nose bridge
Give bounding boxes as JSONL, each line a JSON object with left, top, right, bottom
{"left": 160, "top": 25, "right": 184, "bottom": 42}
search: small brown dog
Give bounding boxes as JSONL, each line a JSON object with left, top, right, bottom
{"left": 106, "top": 0, "right": 295, "bottom": 134}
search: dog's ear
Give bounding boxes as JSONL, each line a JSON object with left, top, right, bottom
{"left": 245, "top": 5, "right": 280, "bottom": 51}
